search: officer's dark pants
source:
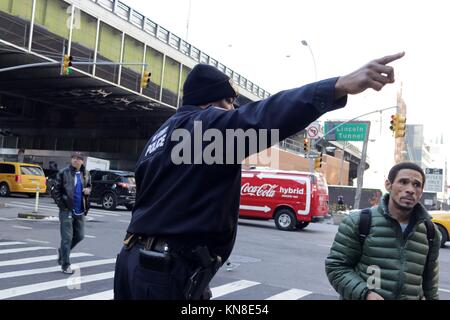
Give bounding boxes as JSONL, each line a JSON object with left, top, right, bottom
{"left": 113, "top": 243, "right": 212, "bottom": 300}
{"left": 59, "top": 210, "right": 85, "bottom": 269}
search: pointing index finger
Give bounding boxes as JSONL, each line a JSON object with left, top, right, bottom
{"left": 375, "top": 52, "right": 405, "bottom": 65}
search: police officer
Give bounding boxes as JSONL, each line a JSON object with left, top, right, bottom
{"left": 113, "top": 52, "right": 405, "bottom": 300}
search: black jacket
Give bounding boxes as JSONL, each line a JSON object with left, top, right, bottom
{"left": 127, "top": 78, "right": 347, "bottom": 261}
{"left": 53, "top": 164, "right": 91, "bottom": 214}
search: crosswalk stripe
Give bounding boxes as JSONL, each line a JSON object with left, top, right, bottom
{"left": 8, "top": 202, "right": 122, "bottom": 216}
{"left": 9, "top": 203, "right": 105, "bottom": 219}
{"left": 0, "top": 258, "right": 116, "bottom": 279}
{"left": 85, "top": 211, "right": 120, "bottom": 217}
{"left": 25, "top": 239, "right": 51, "bottom": 244}
{"left": 0, "top": 246, "right": 53, "bottom": 254}
{"left": 10, "top": 202, "right": 58, "bottom": 209}
{"left": 0, "top": 242, "right": 26, "bottom": 246}
{"left": 10, "top": 203, "right": 58, "bottom": 212}
{"left": 0, "top": 252, "right": 92, "bottom": 267}
{"left": 0, "top": 271, "right": 115, "bottom": 299}
{"left": 72, "top": 289, "right": 113, "bottom": 300}
{"left": 211, "top": 280, "right": 260, "bottom": 299}
{"left": 86, "top": 213, "right": 104, "bottom": 218}
{"left": 265, "top": 288, "right": 312, "bottom": 300}
{"left": 12, "top": 225, "right": 32, "bottom": 230}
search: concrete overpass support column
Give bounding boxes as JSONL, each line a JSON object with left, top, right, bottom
{"left": 159, "top": 55, "right": 166, "bottom": 101}
{"left": 67, "top": 5, "right": 75, "bottom": 55}
{"left": 28, "top": 0, "right": 36, "bottom": 52}
{"left": 117, "top": 32, "right": 125, "bottom": 85}
{"left": 92, "top": 19, "right": 100, "bottom": 76}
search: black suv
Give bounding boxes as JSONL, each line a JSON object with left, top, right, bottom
{"left": 89, "top": 170, "right": 136, "bottom": 210}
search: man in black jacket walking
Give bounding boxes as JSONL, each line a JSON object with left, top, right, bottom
{"left": 114, "top": 52, "right": 405, "bottom": 299}
{"left": 53, "top": 152, "right": 91, "bottom": 274}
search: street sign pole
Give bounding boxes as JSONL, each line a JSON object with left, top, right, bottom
{"left": 309, "top": 140, "right": 315, "bottom": 172}
{"left": 354, "top": 122, "right": 371, "bottom": 209}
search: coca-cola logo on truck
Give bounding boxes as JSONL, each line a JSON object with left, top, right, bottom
{"left": 241, "top": 183, "right": 306, "bottom": 198}
{"left": 241, "top": 183, "right": 277, "bottom": 198}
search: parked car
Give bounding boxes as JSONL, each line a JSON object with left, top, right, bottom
{"left": 429, "top": 210, "right": 450, "bottom": 247}
{"left": 0, "top": 162, "right": 47, "bottom": 197}
{"left": 89, "top": 170, "right": 136, "bottom": 210}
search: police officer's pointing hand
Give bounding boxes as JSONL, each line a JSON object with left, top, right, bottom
{"left": 335, "top": 52, "right": 405, "bottom": 98}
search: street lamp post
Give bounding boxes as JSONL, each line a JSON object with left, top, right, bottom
{"left": 301, "top": 40, "right": 317, "bottom": 81}
{"left": 301, "top": 40, "right": 318, "bottom": 173}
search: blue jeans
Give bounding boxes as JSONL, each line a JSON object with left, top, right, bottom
{"left": 59, "top": 210, "right": 85, "bottom": 269}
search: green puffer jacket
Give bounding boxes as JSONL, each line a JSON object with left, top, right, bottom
{"left": 325, "top": 194, "right": 440, "bottom": 300}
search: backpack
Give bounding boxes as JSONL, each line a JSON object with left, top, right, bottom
{"left": 358, "top": 208, "right": 435, "bottom": 270}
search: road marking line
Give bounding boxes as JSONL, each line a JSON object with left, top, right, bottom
{"left": 0, "top": 217, "right": 12, "bottom": 221}
{"left": 118, "top": 220, "right": 130, "bottom": 223}
{"left": 10, "top": 202, "right": 58, "bottom": 209}
{"left": 9, "top": 202, "right": 120, "bottom": 217}
{"left": 0, "top": 246, "right": 53, "bottom": 254}
{"left": 0, "top": 253, "right": 92, "bottom": 267}
{"left": 0, "top": 271, "right": 115, "bottom": 299}
{"left": 9, "top": 203, "right": 58, "bottom": 212}
{"left": 0, "top": 242, "right": 26, "bottom": 246}
{"left": 84, "top": 235, "right": 96, "bottom": 239}
{"left": 12, "top": 225, "right": 32, "bottom": 230}
{"left": 265, "top": 288, "right": 312, "bottom": 300}
{"left": 72, "top": 289, "right": 113, "bottom": 300}
{"left": 439, "top": 288, "right": 450, "bottom": 293}
{"left": 0, "top": 258, "right": 116, "bottom": 279}
{"left": 87, "top": 211, "right": 120, "bottom": 217}
{"left": 9, "top": 202, "right": 119, "bottom": 216}
{"left": 316, "top": 244, "right": 332, "bottom": 248}
{"left": 85, "top": 213, "right": 104, "bottom": 218}
{"left": 211, "top": 280, "right": 260, "bottom": 299}
{"left": 25, "top": 239, "right": 51, "bottom": 244}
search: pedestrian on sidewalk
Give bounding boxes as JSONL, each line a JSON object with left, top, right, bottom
{"left": 325, "top": 162, "right": 441, "bottom": 300}
{"left": 53, "top": 152, "right": 91, "bottom": 274}
{"left": 114, "top": 52, "right": 405, "bottom": 300}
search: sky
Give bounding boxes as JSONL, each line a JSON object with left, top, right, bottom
{"left": 122, "top": 0, "right": 450, "bottom": 190}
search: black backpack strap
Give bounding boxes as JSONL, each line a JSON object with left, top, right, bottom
{"left": 423, "top": 219, "right": 436, "bottom": 279}
{"left": 424, "top": 219, "right": 435, "bottom": 249}
{"left": 359, "top": 208, "right": 372, "bottom": 245}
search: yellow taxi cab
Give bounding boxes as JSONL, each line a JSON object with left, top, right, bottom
{"left": 429, "top": 210, "right": 450, "bottom": 247}
{"left": 0, "top": 162, "right": 47, "bottom": 197}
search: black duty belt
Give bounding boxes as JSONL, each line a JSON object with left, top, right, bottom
{"left": 123, "top": 233, "right": 169, "bottom": 253}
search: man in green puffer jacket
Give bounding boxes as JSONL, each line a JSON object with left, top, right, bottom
{"left": 325, "top": 162, "right": 441, "bottom": 300}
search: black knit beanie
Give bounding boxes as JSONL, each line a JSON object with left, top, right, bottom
{"left": 182, "top": 64, "right": 238, "bottom": 106}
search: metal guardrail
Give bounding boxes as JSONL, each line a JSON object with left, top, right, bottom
{"left": 91, "top": 0, "right": 271, "bottom": 100}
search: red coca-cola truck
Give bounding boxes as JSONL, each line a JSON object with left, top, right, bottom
{"left": 239, "top": 168, "right": 329, "bottom": 231}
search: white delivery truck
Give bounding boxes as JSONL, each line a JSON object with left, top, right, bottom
{"left": 84, "top": 156, "right": 110, "bottom": 171}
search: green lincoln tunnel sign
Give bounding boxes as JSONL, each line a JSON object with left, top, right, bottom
{"left": 324, "top": 122, "right": 369, "bottom": 141}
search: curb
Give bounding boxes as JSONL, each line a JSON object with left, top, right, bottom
{"left": 18, "top": 212, "right": 54, "bottom": 220}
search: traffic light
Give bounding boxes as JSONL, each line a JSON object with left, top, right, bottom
{"left": 140, "top": 71, "right": 151, "bottom": 88}
{"left": 389, "top": 114, "right": 397, "bottom": 133}
{"left": 314, "top": 152, "right": 323, "bottom": 170}
{"left": 303, "top": 138, "right": 309, "bottom": 153}
{"left": 62, "top": 54, "right": 73, "bottom": 75}
{"left": 394, "top": 114, "right": 406, "bottom": 138}
{"left": 389, "top": 113, "right": 406, "bottom": 138}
